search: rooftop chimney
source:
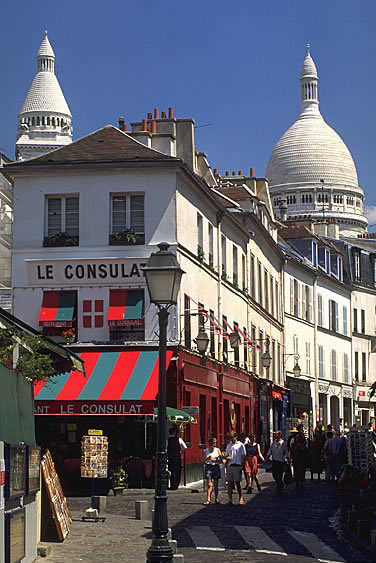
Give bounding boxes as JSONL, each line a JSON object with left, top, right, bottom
{"left": 214, "top": 168, "right": 218, "bottom": 174}
{"left": 226, "top": 171, "right": 229, "bottom": 177}
{"left": 161, "top": 111, "right": 166, "bottom": 119}
{"left": 250, "top": 167, "right": 254, "bottom": 177}
{"left": 118, "top": 116, "right": 125, "bottom": 131}
{"left": 168, "top": 107, "right": 173, "bottom": 118}
{"left": 238, "top": 170, "right": 242, "bottom": 176}
{"left": 142, "top": 119, "right": 148, "bottom": 132}
{"left": 154, "top": 108, "right": 159, "bottom": 119}
{"left": 147, "top": 113, "right": 152, "bottom": 120}
{"left": 151, "top": 120, "right": 157, "bottom": 134}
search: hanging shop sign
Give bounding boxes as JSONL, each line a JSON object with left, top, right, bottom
{"left": 272, "top": 391, "right": 282, "bottom": 400}
{"left": 34, "top": 400, "right": 155, "bottom": 415}
{"left": 26, "top": 258, "right": 147, "bottom": 286}
{"left": 356, "top": 386, "right": 376, "bottom": 402}
{"left": 318, "top": 381, "right": 330, "bottom": 394}
{"left": 342, "top": 387, "right": 353, "bottom": 399}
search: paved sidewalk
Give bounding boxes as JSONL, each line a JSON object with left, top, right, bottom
{"left": 34, "top": 471, "right": 369, "bottom": 563}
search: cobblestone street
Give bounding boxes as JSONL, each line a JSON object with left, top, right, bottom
{"left": 35, "top": 471, "right": 370, "bottom": 563}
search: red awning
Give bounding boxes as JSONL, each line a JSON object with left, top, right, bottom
{"left": 34, "top": 349, "right": 173, "bottom": 415}
{"left": 108, "top": 289, "right": 144, "bottom": 326}
{"left": 39, "top": 291, "right": 76, "bottom": 327}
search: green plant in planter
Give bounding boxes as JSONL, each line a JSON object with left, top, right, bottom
{"left": 43, "top": 232, "right": 78, "bottom": 247}
{"left": 113, "top": 228, "right": 137, "bottom": 243}
{"left": 242, "top": 287, "right": 249, "bottom": 297}
{"left": 221, "top": 267, "right": 227, "bottom": 281}
{"left": 110, "top": 467, "right": 128, "bottom": 491}
{"left": 197, "top": 248, "right": 205, "bottom": 263}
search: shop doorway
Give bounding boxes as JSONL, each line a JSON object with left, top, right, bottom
{"left": 319, "top": 394, "right": 327, "bottom": 428}
{"left": 330, "top": 396, "right": 340, "bottom": 429}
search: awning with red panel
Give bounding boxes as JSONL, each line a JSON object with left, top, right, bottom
{"left": 34, "top": 349, "right": 173, "bottom": 415}
{"left": 39, "top": 291, "right": 76, "bottom": 327}
{"left": 108, "top": 289, "right": 144, "bottom": 327}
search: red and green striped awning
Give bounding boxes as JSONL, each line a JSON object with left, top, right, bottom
{"left": 108, "top": 289, "right": 144, "bottom": 326}
{"left": 34, "top": 349, "right": 173, "bottom": 415}
{"left": 39, "top": 291, "right": 76, "bottom": 327}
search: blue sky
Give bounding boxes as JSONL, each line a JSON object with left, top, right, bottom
{"left": 1, "top": 1, "right": 376, "bottom": 221}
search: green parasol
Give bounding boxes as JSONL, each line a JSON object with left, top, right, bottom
{"left": 153, "top": 407, "right": 197, "bottom": 424}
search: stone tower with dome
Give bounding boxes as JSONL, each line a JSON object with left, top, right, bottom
{"left": 16, "top": 32, "right": 72, "bottom": 161}
{"left": 266, "top": 45, "right": 367, "bottom": 237}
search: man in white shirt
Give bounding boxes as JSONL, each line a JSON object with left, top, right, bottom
{"left": 265, "top": 431, "right": 288, "bottom": 493}
{"left": 225, "top": 431, "right": 246, "bottom": 504}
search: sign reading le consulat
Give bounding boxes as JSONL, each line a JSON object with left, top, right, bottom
{"left": 26, "top": 258, "right": 147, "bottom": 286}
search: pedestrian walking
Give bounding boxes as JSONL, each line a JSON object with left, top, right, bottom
{"left": 203, "top": 437, "right": 221, "bottom": 505}
{"left": 289, "top": 432, "right": 308, "bottom": 488}
{"left": 265, "top": 431, "right": 288, "bottom": 494}
{"left": 327, "top": 430, "right": 342, "bottom": 480}
{"left": 167, "top": 426, "right": 187, "bottom": 490}
{"left": 244, "top": 433, "right": 265, "bottom": 493}
{"left": 309, "top": 432, "right": 323, "bottom": 480}
{"left": 324, "top": 431, "right": 334, "bottom": 481}
{"left": 225, "top": 431, "right": 246, "bottom": 505}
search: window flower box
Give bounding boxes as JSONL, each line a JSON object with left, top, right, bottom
{"left": 109, "top": 229, "right": 144, "bottom": 245}
{"left": 43, "top": 232, "right": 79, "bottom": 247}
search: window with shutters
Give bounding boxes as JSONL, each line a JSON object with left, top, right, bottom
{"left": 243, "top": 327, "right": 248, "bottom": 367}
{"left": 343, "top": 306, "right": 348, "bottom": 335}
{"left": 362, "top": 352, "right": 367, "bottom": 382}
{"left": 197, "top": 213, "right": 203, "bottom": 256}
{"left": 353, "top": 308, "right": 358, "bottom": 333}
{"left": 329, "top": 300, "right": 338, "bottom": 332}
{"left": 275, "top": 281, "right": 279, "bottom": 322}
{"left": 208, "top": 223, "right": 214, "bottom": 266}
{"left": 354, "top": 351, "right": 359, "bottom": 381}
{"left": 318, "top": 294, "right": 323, "bottom": 327}
{"left": 233, "top": 246, "right": 238, "bottom": 286}
{"left": 242, "top": 254, "right": 246, "bottom": 291}
{"left": 318, "top": 345, "right": 324, "bottom": 378}
{"left": 306, "top": 342, "right": 311, "bottom": 375}
{"left": 264, "top": 269, "right": 269, "bottom": 311}
{"left": 343, "top": 353, "right": 349, "bottom": 383}
{"left": 290, "top": 278, "right": 294, "bottom": 315}
{"left": 209, "top": 309, "right": 215, "bottom": 357}
{"left": 110, "top": 194, "right": 144, "bottom": 244}
{"left": 270, "top": 275, "right": 274, "bottom": 318}
{"left": 45, "top": 196, "right": 79, "bottom": 245}
{"left": 293, "top": 334, "right": 299, "bottom": 356}
{"left": 293, "top": 280, "right": 299, "bottom": 316}
{"left": 250, "top": 253, "right": 255, "bottom": 298}
{"left": 221, "top": 236, "right": 227, "bottom": 277}
{"left": 361, "top": 309, "right": 365, "bottom": 334}
{"left": 354, "top": 253, "right": 360, "bottom": 280}
{"left": 331, "top": 349, "right": 337, "bottom": 381}
{"left": 259, "top": 329, "right": 264, "bottom": 374}
{"left": 258, "top": 261, "right": 263, "bottom": 306}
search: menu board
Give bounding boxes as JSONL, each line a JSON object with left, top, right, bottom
{"left": 41, "top": 450, "right": 72, "bottom": 541}
{"left": 5, "top": 508, "right": 25, "bottom": 563}
{"left": 81, "top": 435, "right": 108, "bottom": 478}
{"left": 27, "top": 445, "right": 41, "bottom": 494}
{"left": 5, "top": 444, "right": 26, "bottom": 499}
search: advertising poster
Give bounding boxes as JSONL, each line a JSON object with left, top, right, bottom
{"left": 0, "top": 458, "right": 5, "bottom": 510}
{"left": 80, "top": 434, "right": 108, "bottom": 479}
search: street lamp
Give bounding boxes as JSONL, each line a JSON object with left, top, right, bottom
{"left": 284, "top": 353, "right": 302, "bottom": 377}
{"left": 142, "top": 243, "right": 184, "bottom": 563}
{"left": 261, "top": 339, "right": 272, "bottom": 370}
{"left": 195, "top": 328, "right": 209, "bottom": 354}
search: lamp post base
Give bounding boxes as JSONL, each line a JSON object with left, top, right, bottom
{"left": 146, "top": 540, "right": 173, "bottom": 562}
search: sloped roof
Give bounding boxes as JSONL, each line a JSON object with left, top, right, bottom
{"left": 6, "top": 126, "right": 178, "bottom": 168}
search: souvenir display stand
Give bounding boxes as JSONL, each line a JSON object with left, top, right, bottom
{"left": 346, "top": 426, "right": 374, "bottom": 473}
{"left": 80, "top": 431, "right": 108, "bottom": 522}
{"left": 41, "top": 449, "right": 72, "bottom": 541}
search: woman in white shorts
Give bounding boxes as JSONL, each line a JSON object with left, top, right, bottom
{"left": 203, "top": 437, "right": 221, "bottom": 505}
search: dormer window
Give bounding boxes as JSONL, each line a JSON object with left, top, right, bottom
{"left": 325, "top": 249, "right": 330, "bottom": 274}
{"left": 338, "top": 257, "right": 343, "bottom": 281}
{"left": 354, "top": 252, "right": 360, "bottom": 280}
{"left": 312, "top": 241, "right": 318, "bottom": 267}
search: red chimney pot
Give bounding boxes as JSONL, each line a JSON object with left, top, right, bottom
{"left": 154, "top": 108, "right": 159, "bottom": 119}
{"left": 250, "top": 167, "right": 254, "bottom": 177}
{"left": 161, "top": 111, "right": 166, "bottom": 119}
{"left": 151, "top": 120, "right": 157, "bottom": 134}
{"left": 147, "top": 113, "right": 152, "bottom": 120}
{"left": 142, "top": 119, "right": 147, "bottom": 132}
{"left": 168, "top": 107, "right": 173, "bottom": 118}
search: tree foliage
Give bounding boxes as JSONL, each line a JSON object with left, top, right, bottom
{"left": 0, "top": 327, "right": 56, "bottom": 383}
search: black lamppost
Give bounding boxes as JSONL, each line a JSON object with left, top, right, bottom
{"left": 142, "top": 243, "right": 184, "bottom": 563}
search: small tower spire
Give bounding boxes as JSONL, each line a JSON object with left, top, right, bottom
{"left": 299, "top": 44, "right": 320, "bottom": 118}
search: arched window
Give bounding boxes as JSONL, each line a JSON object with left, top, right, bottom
{"left": 37, "top": 117, "right": 40, "bottom": 126}
{"left": 52, "top": 117, "right": 55, "bottom": 127}
{"left": 47, "top": 117, "right": 50, "bottom": 125}
{"left": 32, "top": 117, "right": 35, "bottom": 126}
